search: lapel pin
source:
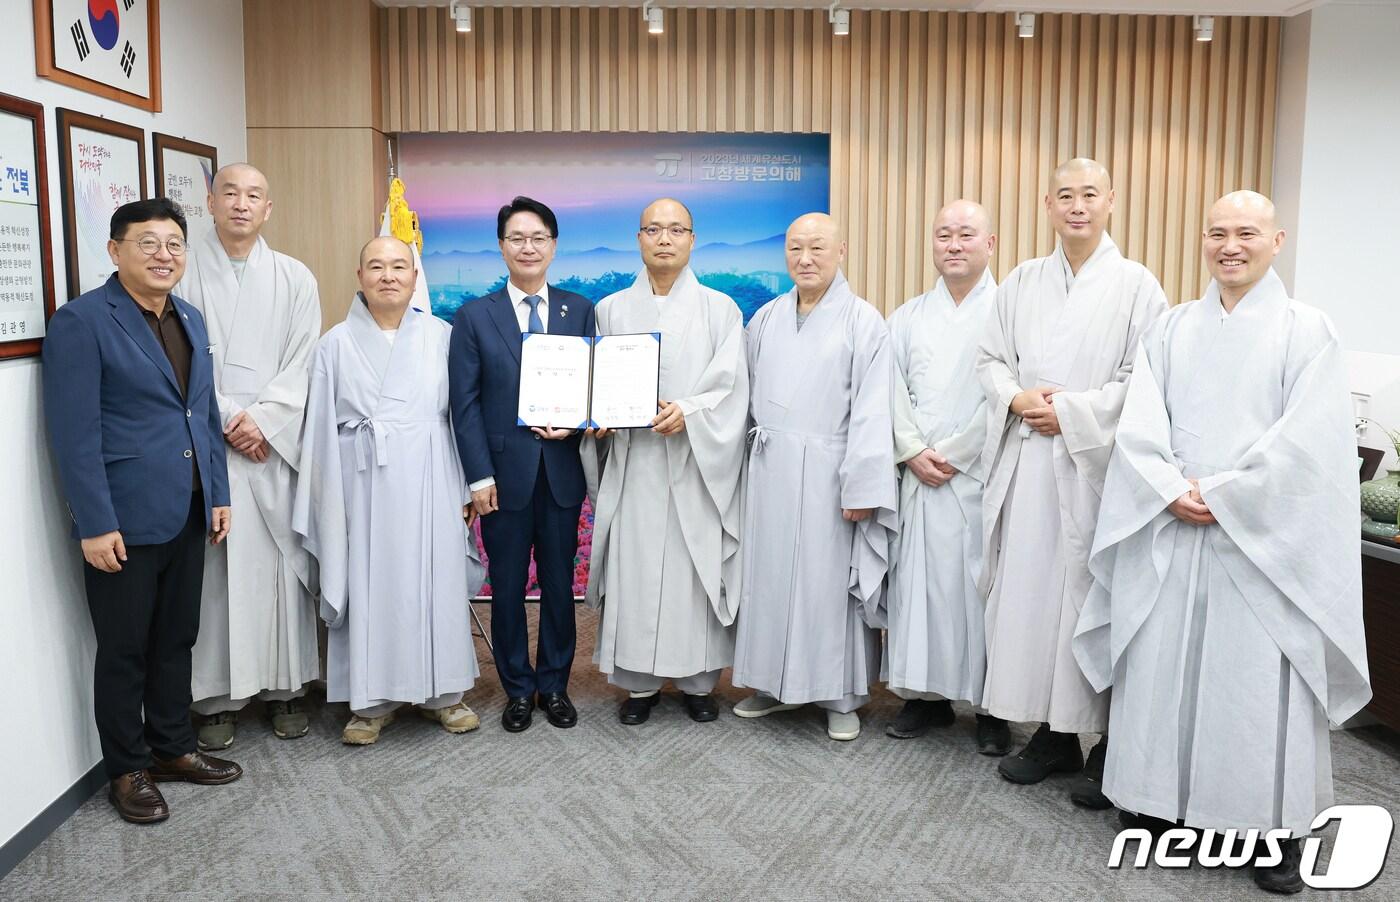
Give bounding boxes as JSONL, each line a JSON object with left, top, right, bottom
{"left": 560, "top": 305, "right": 569, "bottom": 318}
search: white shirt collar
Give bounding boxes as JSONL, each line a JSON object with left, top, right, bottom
{"left": 506, "top": 281, "right": 549, "bottom": 306}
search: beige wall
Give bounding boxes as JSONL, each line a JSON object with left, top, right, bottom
{"left": 244, "top": 5, "right": 1281, "bottom": 318}
{"left": 244, "top": 0, "right": 388, "bottom": 327}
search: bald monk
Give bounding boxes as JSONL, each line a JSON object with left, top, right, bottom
{"left": 1075, "top": 191, "right": 1370, "bottom": 894}
{"left": 883, "top": 200, "right": 1010, "bottom": 754}
{"left": 732, "top": 213, "right": 897, "bottom": 742}
{"left": 583, "top": 199, "right": 750, "bottom": 726}
{"left": 977, "top": 159, "right": 1166, "bottom": 801}
{"left": 179, "top": 164, "right": 322, "bottom": 750}
{"left": 293, "top": 238, "right": 483, "bottom": 745}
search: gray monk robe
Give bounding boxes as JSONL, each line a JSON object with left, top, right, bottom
{"left": 732, "top": 273, "right": 897, "bottom": 713}
{"left": 976, "top": 234, "right": 1166, "bottom": 733}
{"left": 584, "top": 268, "right": 749, "bottom": 690}
{"left": 179, "top": 229, "right": 321, "bottom": 705}
{"left": 884, "top": 270, "right": 995, "bottom": 703}
{"left": 1075, "top": 270, "right": 1370, "bottom": 835}
{"left": 294, "top": 298, "right": 482, "bottom": 712}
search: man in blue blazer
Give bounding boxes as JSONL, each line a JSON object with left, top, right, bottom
{"left": 449, "top": 197, "right": 594, "bottom": 732}
{"left": 43, "top": 198, "right": 241, "bottom": 824}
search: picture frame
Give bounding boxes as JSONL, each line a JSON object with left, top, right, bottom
{"left": 56, "top": 108, "right": 147, "bottom": 300}
{"left": 153, "top": 133, "right": 216, "bottom": 245}
{"left": 33, "top": 0, "right": 163, "bottom": 113}
{"left": 0, "top": 92, "right": 57, "bottom": 360}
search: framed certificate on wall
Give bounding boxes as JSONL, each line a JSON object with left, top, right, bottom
{"left": 154, "top": 133, "right": 216, "bottom": 245}
{"left": 0, "top": 93, "right": 56, "bottom": 360}
{"left": 56, "top": 108, "right": 147, "bottom": 299}
{"left": 33, "top": 0, "right": 163, "bottom": 113}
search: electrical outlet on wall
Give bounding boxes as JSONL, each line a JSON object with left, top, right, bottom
{"left": 1354, "top": 392, "right": 1372, "bottom": 439}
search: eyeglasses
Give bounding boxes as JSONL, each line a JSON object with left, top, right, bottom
{"left": 640, "top": 225, "right": 693, "bottom": 239}
{"left": 504, "top": 234, "right": 555, "bottom": 250}
{"left": 118, "top": 236, "right": 187, "bottom": 256}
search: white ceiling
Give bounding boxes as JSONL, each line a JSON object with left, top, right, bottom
{"left": 373, "top": 0, "right": 1342, "bottom": 17}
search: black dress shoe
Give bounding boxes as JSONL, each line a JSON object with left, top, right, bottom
{"left": 997, "top": 724, "right": 1084, "bottom": 784}
{"left": 1254, "top": 838, "right": 1304, "bottom": 895}
{"left": 502, "top": 696, "right": 534, "bottom": 733}
{"left": 681, "top": 693, "right": 719, "bottom": 722}
{"left": 619, "top": 693, "right": 660, "bottom": 725}
{"left": 975, "top": 713, "right": 1011, "bottom": 756}
{"left": 885, "top": 699, "right": 954, "bottom": 738}
{"left": 1069, "top": 736, "right": 1113, "bottom": 809}
{"left": 150, "top": 751, "right": 243, "bottom": 785}
{"left": 537, "top": 691, "right": 578, "bottom": 728}
{"left": 109, "top": 771, "right": 169, "bottom": 824}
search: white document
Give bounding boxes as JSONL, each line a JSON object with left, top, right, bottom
{"left": 590, "top": 333, "right": 661, "bottom": 429}
{"left": 517, "top": 333, "right": 593, "bottom": 428}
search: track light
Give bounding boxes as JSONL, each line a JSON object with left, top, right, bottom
{"left": 1194, "top": 15, "right": 1214, "bottom": 42}
{"left": 449, "top": 1, "right": 471, "bottom": 34}
{"left": 643, "top": 1, "right": 663, "bottom": 36}
{"left": 1016, "top": 12, "right": 1035, "bottom": 39}
{"left": 829, "top": 3, "right": 850, "bottom": 37}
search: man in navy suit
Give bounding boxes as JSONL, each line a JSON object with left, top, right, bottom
{"left": 43, "top": 198, "right": 241, "bottom": 824}
{"left": 449, "top": 197, "right": 594, "bottom": 732}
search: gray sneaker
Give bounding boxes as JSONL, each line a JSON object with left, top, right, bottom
{"left": 197, "top": 710, "right": 237, "bottom": 750}
{"left": 267, "top": 698, "right": 310, "bottom": 740}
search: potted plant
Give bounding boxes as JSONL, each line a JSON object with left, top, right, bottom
{"left": 1359, "top": 418, "right": 1400, "bottom": 540}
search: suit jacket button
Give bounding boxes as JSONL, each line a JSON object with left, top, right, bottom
{"left": 184, "top": 449, "right": 193, "bottom": 458}
{"left": 186, "top": 409, "right": 192, "bottom": 417}
{"left": 534, "top": 434, "right": 541, "bottom": 440}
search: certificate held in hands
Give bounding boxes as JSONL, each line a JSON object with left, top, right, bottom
{"left": 517, "top": 332, "right": 661, "bottom": 430}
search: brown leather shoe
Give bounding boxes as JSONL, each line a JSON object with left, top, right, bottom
{"left": 150, "top": 751, "right": 243, "bottom": 785}
{"left": 108, "top": 770, "right": 169, "bottom": 824}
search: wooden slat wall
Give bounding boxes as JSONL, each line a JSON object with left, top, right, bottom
{"left": 378, "top": 7, "right": 1279, "bottom": 311}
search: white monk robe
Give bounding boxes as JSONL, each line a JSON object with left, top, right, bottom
{"left": 179, "top": 230, "right": 321, "bottom": 706}
{"left": 584, "top": 268, "right": 749, "bottom": 693}
{"left": 293, "top": 298, "right": 482, "bottom": 712}
{"left": 884, "top": 270, "right": 996, "bottom": 703}
{"left": 732, "top": 273, "right": 897, "bottom": 714}
{"left": 1074, "top": 270, "right": 1370, "bottom": 834}
{"left": 977, "top": 234, "right": 1166, "bottom": 732}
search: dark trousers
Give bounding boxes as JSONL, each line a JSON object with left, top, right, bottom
{"left": 480, "top": 460, "right": 580, "bottom": 698}
{"left": 82, "top": 493, "right": 205, "bottom": 778}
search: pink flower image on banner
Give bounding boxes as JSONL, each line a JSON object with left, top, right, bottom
{"left": 402, "top": 132, "right": 830, "bottom": 596}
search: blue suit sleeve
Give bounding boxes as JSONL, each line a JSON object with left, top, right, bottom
{"left": 206, "top": 372, "right": 231, "bottom": 508}
{"left": 582, "top": 297, "right": 597, "bottom": 338}
{"left": 41, "top": 307, "right": 120, "bottom": 538}
{"left": 448, "top": 308, "right": 493, "bottom": 484}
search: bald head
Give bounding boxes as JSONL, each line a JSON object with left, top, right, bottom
{"left": 359, "top": 235, "right": 414, "bottom": 268}
{"left": 786, "top": 212, "right": 846, "bottom": 300}
{"left": 1046, "top": 157, "right": 1114, "bottom": 252}
{"left": 931, "top": 200, "right": 996, "bottom": 296}
{"left": 213, "top": 163, "right": 268, "bottom": 195}
{"left": 1203, "top": 190, "right": 1284, "bottom": 305}
{"left": 640, "top": 197, "right": 693, "bottom": 231}
{"left": 1051, "top": 158, "right": 1112, "bottom": 192}
{"left": 787, "top": 212, "right": 843, "bottom": 245}
{"left": 208, "top": 162, "right": 271, "bottom": 244}
{"left": 1208, "top": 190, "right": 1277, "bottom": 232}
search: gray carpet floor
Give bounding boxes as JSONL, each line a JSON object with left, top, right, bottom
{"left": 4, "top": 605, "right": 1399, "bottom": 901}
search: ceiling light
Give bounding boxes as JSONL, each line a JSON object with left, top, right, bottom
{"left": 449, "top": 2, "right": 471, "bottom": 34}
{"left": 643, "top": 1, "right": 663, "bottom": 36}
{"left": 830, "top": 4, "right": 850, "bottom": 37}
{"left": 1016, "top": 13, "right": 1035, "bottom": 39}
{"left": 1195, "top": 15, "right": 1214, "bottom": 42}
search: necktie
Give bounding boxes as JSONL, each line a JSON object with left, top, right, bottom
{"left": 525, "top": 294, "right": 545, "bottom": 334}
